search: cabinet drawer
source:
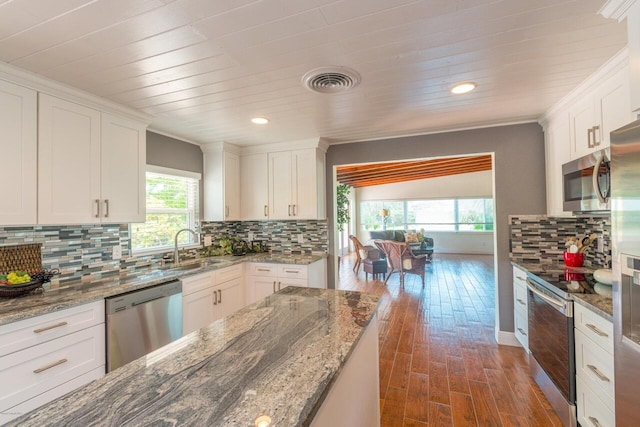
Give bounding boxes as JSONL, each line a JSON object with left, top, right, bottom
{"left": 514, "top": 282, "right": 528, "bottom": 315}
{"left": 278, "top": 265, "right": 308, "bottom": 279}
{"left": 574, "top": 303, "right": 613, "bottom": 354}
{"left": 1, "top": 366, "right": 104, "bottom": 424}
{"left": 214, "top": 264, "right": 242, "bottom": 283}
{"left": 248, "top": 263, "right": 277, "bottom": 277}
{"left": 577, "top": 376, "right": 614, "bottom": 427}
{"left": 513, "top": 266, "right": 527, "bottom": 287}
{"left": 0, "top": 323, "right": 105, "bottom": 412}
{"left": 180, "top": 272, "right": 215, "bottom": 296}
{"left": 278, "top": 278, "right": 307, "bottom": 290}
{"left": 575, "top": 329, "right": 614, "bottom": 407}
{"left": 514, "top": 310, "right": 528, "bottom": 352}
{"left": 0, "top": 300, "right": 104, "bottom": 357}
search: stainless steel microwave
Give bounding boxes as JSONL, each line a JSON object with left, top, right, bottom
{"left": 562, "top": 148, "right": 610, "bottom": 212}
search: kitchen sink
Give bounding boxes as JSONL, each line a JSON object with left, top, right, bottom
{"left": 172, "top": 264, "right": 203, "bottom": 271}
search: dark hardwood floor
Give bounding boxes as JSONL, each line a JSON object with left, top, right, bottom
{"left": 337, "top": 253, "right": 563, "bottom": 427}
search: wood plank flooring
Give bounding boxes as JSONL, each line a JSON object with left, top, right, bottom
{"left": 337, "top": 253, "right": 563, "bottom": 427}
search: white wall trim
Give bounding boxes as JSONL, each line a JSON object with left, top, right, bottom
{"left": 0, "top": 61, "right": 152, "bottom": 124}
{"left": 147, "top": 128, "right": 203, "bottom": 146}
{"left": 495, "top": 330, "right": 522, "bottom": 347}
{"left": 599, "top": 0, "right": 637, "bottom": 20}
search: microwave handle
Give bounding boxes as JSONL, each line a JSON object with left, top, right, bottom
{"left": 592, "top": 152, "right": 607, "bottom": 204}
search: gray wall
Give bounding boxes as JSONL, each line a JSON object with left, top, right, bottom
{"left": 325, "top": 122, "right": 547, "bottom": 335}
{"left": 146, "top": 131, "right": 203, "bottom": 173}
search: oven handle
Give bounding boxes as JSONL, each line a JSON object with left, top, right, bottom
{"left": 526, "top": 279, "right": 571, "bottom": 317}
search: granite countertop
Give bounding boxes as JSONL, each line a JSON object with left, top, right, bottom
{"left": 0, "top": 253, "right": 326, "bottom": 327}
{"left": 7, "top": 287, "right": 380, "bottom": 427}
{"left": 511, "top": 261, "right": 613, "bottom": 321}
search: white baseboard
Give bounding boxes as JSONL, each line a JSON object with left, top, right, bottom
{"left": 495, "top": 330, "right": 522, "bottom": 347}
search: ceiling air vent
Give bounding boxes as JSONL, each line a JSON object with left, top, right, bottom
{"left": 302, "top": 66, "right": 361, "bottom": 93}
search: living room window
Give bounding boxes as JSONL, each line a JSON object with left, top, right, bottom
{"left": 360, "top": 198, "right": 493, "bottom": 232}
{"left": 131, "top": 166, "right": 201, "bottom": 253}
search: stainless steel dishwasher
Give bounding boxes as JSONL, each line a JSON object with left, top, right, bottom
{"left": 105, "top": 280, "right": 182, "bottom": 372}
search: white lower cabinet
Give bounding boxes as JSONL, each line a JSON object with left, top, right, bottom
{"left": 512, "top": 266, "right": 529, "bottom": 352}
{"left": 182, "top": 265, "right": 244, "bottom": 335}
{"left": 244, "top": 259, "right": 326, "bottom": 306}
{"left": 0, "top": 301, "right": 105, "bottom": 425}
{"left": 574, "top": 304, "right": 615, "bottom": 427}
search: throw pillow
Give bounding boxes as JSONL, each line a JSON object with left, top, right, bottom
{"left": 404, "top": 231, "right": 419, "bottom": 243}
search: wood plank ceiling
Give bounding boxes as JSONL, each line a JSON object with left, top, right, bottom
{"left": 336, "top": 155, "right": 492, "bottom": 187}
{"left": 0, "top": 0, "right": 626, "bottom": 146}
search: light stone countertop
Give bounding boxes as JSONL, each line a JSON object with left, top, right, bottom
{"left": 6, "top": 287, "right": 380, "bottom": 427}
{"left": 0, "top": 253, "right": 326, "bottom": 327}
{"left": 511, "top": 261, "right": 613, "bottom": 321}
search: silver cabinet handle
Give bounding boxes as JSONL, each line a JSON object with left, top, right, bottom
{"left": 284, "top": 270, "right": 299, "bottom": 274}
{"left": 272, "top": 281, "right": 276, "bottom": 293}
{"left": 593, "top": 125, "right": 600, "bottom": 146}
{"left": 213, "top": 291, "right": 218, "bottom": 305}
{"left": 104, "top": 199, "right": 109, "bottom": 218}
{"left": 587, "top": 127, "right": 595, "bottom": 148}
{"left": 225, "top": 205, "right": 229, "bottom": 217}
{"left": 288, "top": 205, "right": 292, "bottom": 216}
{"left": 257, "top": 268, "right": 271, "bottom": 272}
{"left": 588, "top": 416, "right": 602, "bottom": 427}
{"left": 292, "top": 204, "right": 296, "bottom": 216}
{"left": 34, "top": 358, "right": 68, "bottom": 374}
{"left": 585, "top": 323, "right": 608, "bottom": 337}
{"left": 95, "top": 199, "right": 100, "bottom": 218}
{"left": 517, "top": 327, "right": 527, "bottom": 336}
{"left": 278, "top": 281, "right": 281, "bottom": 291}
{"left": 587, "top": 364, "right": 610, "bottom": 382}
{"left": 516, "top": 298, "right": 526, "bottom": 306}
{"left": 264, "top": 205, "right": 268, "bottom": 217}
{"left": 218, "top": 289, "right": 222, "bottom": 304}
{"left": 33, "top": 321, "right": 68, "bottom": 333}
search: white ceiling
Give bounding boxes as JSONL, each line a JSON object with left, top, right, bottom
{"left": 0, "top": 0, "right": 627, "bottom": 146}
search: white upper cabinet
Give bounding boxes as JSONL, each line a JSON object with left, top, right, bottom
{"left": 38, "top": 95, "right": 147, "bottom": 225}
{"left": 240, "top": 153, "right": 269, "bottom": 220}
{"left": 101, "top": 113, "right": 146, "bottom": 223}
{"left": 203, "top": 144, "right": 240, "bottom": 221}
{"left": 38, "top": 94, "right": 102, "bottom": 224}
{"left": 544, "top": 116, "right": 571, "bottom": 217}
{"left": 569, "top": 64, "right": 632, "bottom": 159}
{"left": 268, "top": 148, "right": 326, "bottom": 220}
{"left": 0, "top": 80, "right": 37, "bottom": 225}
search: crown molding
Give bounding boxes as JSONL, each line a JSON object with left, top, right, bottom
{"left": 239, "top": 137, "right": 329, "bottom": 155}
{"left": 0, "top": 61, "right": 152, "bottom": 124}
{"left": 599, "top": 0, "right": 637, "bottom": 20}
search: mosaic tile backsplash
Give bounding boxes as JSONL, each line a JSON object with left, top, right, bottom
{"left": 0, "top": 220, "right": 328, "bottom": 286}
{"left": 509, "top": 215, "right": 611, "bottom": 268}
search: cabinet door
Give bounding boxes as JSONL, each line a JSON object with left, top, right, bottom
{"left": 216, "top": 278, "right": 243, "bottom": 320}
{"left": 569, "top": 94, "right": 597, "bottom": 160}
{"left": 254, "top": 276, "right": 276, "bottom": 301}
{"left": 101, "top": 113, "right": 146, "bottom": 223}
{"left": 268, "top": 151, "right": 292, "bottom": 219}
{"left": 182, "top": 288, "right": 214, "bottom": 335}
{"left": 291, "top": 149, "right": 318, "bottom": 219}
{"left": 0, "top": 80, "right": 37, "bottom": 225}
{"left": 597, "top": 66, "right": 633, "bottom": 148}
{"left": 38, "top": 94, "right": 101, "bottom": 224}
{"left": 224, "top": 151, "right": 240, "bottom": 220}
{"left": 544, "top": 117, "right": 571, "bottom": 217}
{"left": 240, "top": 153, "right": 269, "bottom": 220}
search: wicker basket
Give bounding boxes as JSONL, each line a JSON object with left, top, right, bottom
{"left": 0, "top": 280, "right": 44, "bottom": 298}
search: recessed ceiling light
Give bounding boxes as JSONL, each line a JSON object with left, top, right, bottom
{"left": 251, "top": 117, "right": 269, "bottom": 124}
{"left": 451, "top": 82, "right": 477, "bottom": 95}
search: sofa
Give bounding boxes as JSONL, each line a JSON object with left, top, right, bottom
{"left": 367, "top": 230, "right": 434, "bottom": 261}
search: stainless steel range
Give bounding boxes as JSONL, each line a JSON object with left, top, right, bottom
{"left": 525, "top": 271, "right": 597, "bottom": 427}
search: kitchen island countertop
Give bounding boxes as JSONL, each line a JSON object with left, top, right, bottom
{"left": 511, "top": 261, "right": 612, "bottom": 321}
{"left": 6, "top": 287, "right": 379, "bottom": 427}
{"left": 0, "top": 253, "right": 326, "bottom": 327}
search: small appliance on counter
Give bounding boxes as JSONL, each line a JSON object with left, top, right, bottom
{"left": 232, "top": 241, "right": 248, "bottom": 256}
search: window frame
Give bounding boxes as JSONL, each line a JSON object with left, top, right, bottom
{"left": 130, "top": 165, "right": 202, "bottom": 255}
{"left": 359, "top": 197, "right": 494, "bottom": 233}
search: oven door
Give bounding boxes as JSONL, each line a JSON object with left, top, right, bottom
{"left": 527, "top": 280, "right": 575, "bottom": 404}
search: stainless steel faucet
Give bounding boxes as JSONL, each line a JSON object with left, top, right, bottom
{"left": 174, "top": 228, "right": 198, "bottom": 266}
